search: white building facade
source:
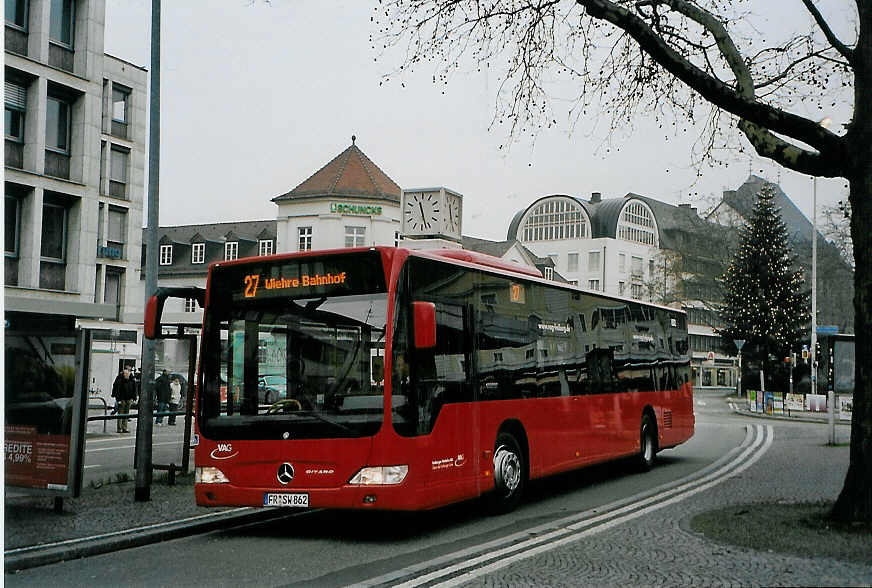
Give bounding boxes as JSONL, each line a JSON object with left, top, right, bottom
{"left": 507, "top": 193, "right": 660, "bottom": 299}
{"left": 273, "top": 139, "right": 403, "bottom": 253}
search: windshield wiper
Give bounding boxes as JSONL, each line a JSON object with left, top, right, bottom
{"left": 288, "top": 411, "right": 356, "bottom": 434}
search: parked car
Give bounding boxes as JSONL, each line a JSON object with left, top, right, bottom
{"left": 258, "top": 374, "right": 287, "bottom": 404}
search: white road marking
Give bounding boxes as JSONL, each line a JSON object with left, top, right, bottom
{"left": 356, "top": 425, "right": 772, "bottom": 588}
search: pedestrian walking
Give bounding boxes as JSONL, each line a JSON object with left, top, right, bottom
{"left": 111, "top": 366, "right": 137, "bottom": 433}
{"left": 168, "top": 376, "right": 181, "bottom": 425}
{"left": 155, "top": 369, "right": 171, "bottom": 425}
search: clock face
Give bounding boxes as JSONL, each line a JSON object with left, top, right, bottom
{"left": 445, "top": 195, "right": 461, "bottom": 234}
{"left": 404, "top": 192, "right": 441, "bottom": 232}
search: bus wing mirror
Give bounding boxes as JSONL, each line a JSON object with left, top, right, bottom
{"left": 412, "top": 301, "right": 436, "bottom": 349}
{"left": 144, "top": 287, "right": 206, "bottom": 339}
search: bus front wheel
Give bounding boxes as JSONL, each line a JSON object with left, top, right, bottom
{"left": 489, "top": 432, "right": 526, "bottom": 513}
{"left": 638, "top": 413, "right": 657, "bottom": 471}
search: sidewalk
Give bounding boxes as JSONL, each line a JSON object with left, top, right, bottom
{"left": 726, "top": 394, "right": 854, "bottom": 426}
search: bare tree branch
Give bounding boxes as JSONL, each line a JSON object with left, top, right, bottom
{"left": 577, "top": 0, "right": 846, "bottom": 170}
{"left": 800, "top": 0, "right": 855, "bottom": 63}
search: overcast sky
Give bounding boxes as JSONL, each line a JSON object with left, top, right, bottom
{"left": 104, "top": 1, "right": 854, "bottom": 241}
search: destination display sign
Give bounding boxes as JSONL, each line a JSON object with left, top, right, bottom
{"left": 214, "top": 251, "right": 386, "bottom": 306}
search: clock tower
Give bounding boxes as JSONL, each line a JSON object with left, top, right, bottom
{"left": 400, "top": 187, "right": 463, "bottom": 244}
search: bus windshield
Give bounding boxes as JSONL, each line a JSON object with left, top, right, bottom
{"left": 199, "top": 252, "right": 388, "bottom": 440}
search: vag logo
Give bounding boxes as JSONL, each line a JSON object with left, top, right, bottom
{"left": 210, "top": 443, "right": 238, "bottom": 460}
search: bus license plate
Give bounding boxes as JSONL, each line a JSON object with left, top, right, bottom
{"left": 264, "top": 493, "right": 309, "bottom": 507}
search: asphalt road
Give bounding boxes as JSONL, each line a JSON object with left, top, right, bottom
{"left": 83, "top": 417, "right": 192, "bottom": 486}
{"left": 8, "top": 389, "right": 760, "bottom": 587}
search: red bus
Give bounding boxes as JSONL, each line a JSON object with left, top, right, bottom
{"left": 145, "top": 246, "right": 694, "bottom": 512}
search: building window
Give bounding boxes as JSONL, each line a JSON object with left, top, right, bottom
{"left": 394, "top": 231, "right": 400, "bottom": 247}
{"left": 104, "top": 270, "right": 121, "bottom": 310}
{"left": 631, "top": 283, "right": 644, "bottom": 299}
{"left": 159, "top": 244, "right": 173, "bottom": 265}
{"left": 224, "top": 241, "right": 238, "bottom": 261}
{"left": 649, "top": 259, "right": 656, "bottom": 278}
{"left": 298, "top": 226, "right": 312, "bottom": 251}
{"left": 631, "top": 256, "right": 643, "bottom": 277}
{"left": 5, "top": 196, "right": 20, "bottom": 257}
{"left": 618, "top": 281, "right": 626, "bottom": 295}
{"left": 6, "top": 0, "right": 28, "bottom": 28}
{"left": 618, "top": 253, "right": 626, "bottom": 273}
{"left": 191, "top": 243, "right": 205, "bottom": 264}
{"left": 5, "top": 196, "right": 21, "bottom": 286}
{"left": 5, "top": 81, "right": 26, "bottom": 142}
{"left": 184, "top": 298, "right": 198, "bottom": 313}
{"left": 40, "top": 202, "right": 67, "bottom": 290}
{"left": 567, "top": 252, "right": 579, "bottom": 272}
{"left": 617, "top": 201, "right": 657, "bottom": 246}
{"left": 588, "top": 250, "right": 600, "bottom": 272}
{"left": 588, "top": 279, "right": 600, "bottom": 291}
{"left": 49, "top": 0, "right": 74, "bottom": 47}
{"left": 46, "top": 95, "right": 70, "bottom": 153}
{"left": 544, "top": 267, "right": 554, "bottom": 280}
{"left": 112, "top": 86, "right": 129, "bottom": 123}
{"left": 107, "top": 206, "right": 127, "bottom": 258}
{"left": 345, "top": 226, "right": 365, "bottom": 248}
{"left": 111, "top": 85, "right": 130, "bottom": 138}
{"left": 258, "top": 239, "right": 273, "bottom": 256}
{"left": 109, "top": 146, "right": 129, "bottom": 198}
{"left": 520, "top": 197, "right": 586, "bottom": 242}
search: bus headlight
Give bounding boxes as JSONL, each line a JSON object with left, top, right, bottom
{"left": 195, "top": 467, "right": 230, "bottom": 484}
{"left": 349, "top": 465, "right": 408, "bottom": 485}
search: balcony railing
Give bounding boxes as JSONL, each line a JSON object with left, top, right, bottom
{"left": 5, "top": 141, "right": 23, "bottom": 169}
{"left": 108, "top": 180, "right": 126, "bottom": 199}
{"left": 5, "top": 26, "right": 27, "bottom": 56}
{"left": 45, "top": 150, "right": 70, "bottom": 180}
{"left": 111, "top": 120, "right": 128, "bottom": 139}
{"left": 48, "top": 43, "right": 74, "bottom": 73}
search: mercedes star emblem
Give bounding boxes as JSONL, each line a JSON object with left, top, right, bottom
{"left": 277, "top": 462, "right": 295, "bottom": 485}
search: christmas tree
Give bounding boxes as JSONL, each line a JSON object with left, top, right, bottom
{"left": 719, "top": 183, "right": 810, "bottom": 388}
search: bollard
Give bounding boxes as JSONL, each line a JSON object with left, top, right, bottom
{"left": 168, "top": 463, "right": 176, "bottom": 486}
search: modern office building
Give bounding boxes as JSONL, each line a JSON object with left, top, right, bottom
{"left": 5, "top": 0, "right": 148, "bottom": 397}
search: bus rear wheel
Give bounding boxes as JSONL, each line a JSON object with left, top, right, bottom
{"left": 638, "top": 413, "right": 657, "bottom": 472}
{"left": 488, "top": 432, "right": 526, "bottom": 513}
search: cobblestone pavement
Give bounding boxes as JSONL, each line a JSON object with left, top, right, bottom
{"left": 460, "top": 423, "right": 871, "bottom": 587}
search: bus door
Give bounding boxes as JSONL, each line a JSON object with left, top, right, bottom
{"left": 410, "top": 301, "right": 478, "bottom": 494}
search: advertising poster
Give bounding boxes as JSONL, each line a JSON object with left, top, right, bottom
{"left": 5, "top": 425, "right": 70, "bottom": 489}
{"left": 785, "top": 393, "right": 804, "bottom": 411}
{"left": 764, "top": 391, "right": 774, "bottom": 415}
{"left": 4, "top": 327, "right": 86, "bottom": 495}
{"left": 838, "top": 396, "right": 853, "bottom": 421}
{"left": 772, "top": 392, "right": 784, "bottom": 416}
{"left": 806, "top": 394, "right": 827, "bottom": 412}
{"left": 748, "top": 390, "right": 757, "bottom": 413}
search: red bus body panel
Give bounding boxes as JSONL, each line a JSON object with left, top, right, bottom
{"left": 195, "top": 386, "right": 693, "bottom": 510}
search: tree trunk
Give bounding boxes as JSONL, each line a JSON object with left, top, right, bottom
{"left": 830, "top": 169, "right": 872, "bottom": 522}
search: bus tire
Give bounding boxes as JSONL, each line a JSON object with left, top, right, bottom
{"left": 638, "top": 413, "right": 657, "bottom": 472}
{"left": 488, "top": 432, "right": 526, "bottom": 513}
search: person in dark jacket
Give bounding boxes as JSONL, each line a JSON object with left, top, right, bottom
{"left": 155, "top": 369, "right": 171, "bottom": 425}
{"left": 111, "top": 366, "right": 137, "bottom": 433}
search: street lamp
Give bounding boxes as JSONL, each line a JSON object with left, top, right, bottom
{"left": 810, "top": 117, "right": 831, "bottom": 403}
